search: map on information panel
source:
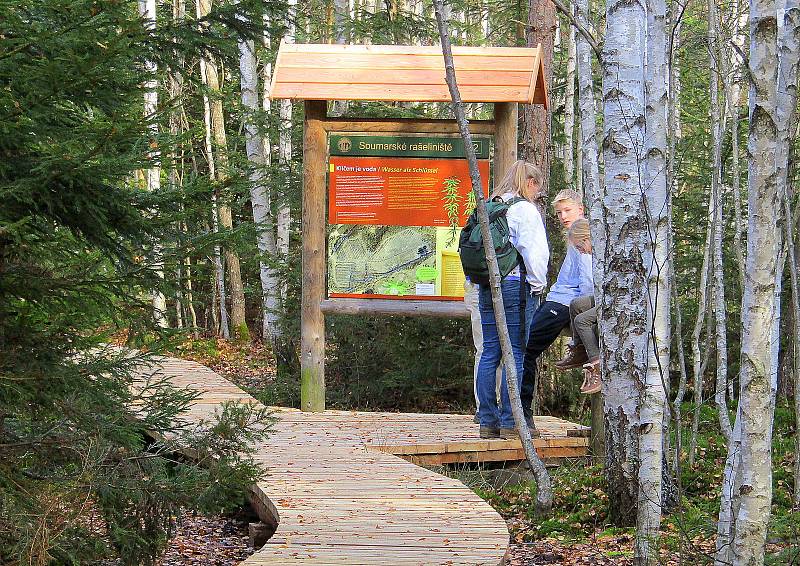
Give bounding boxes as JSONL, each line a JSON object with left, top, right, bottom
{"left": 327, "top": 134, "right": 491, "bottom": 301}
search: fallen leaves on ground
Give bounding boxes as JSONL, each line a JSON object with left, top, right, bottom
{"left": 157, "top": 512, "right": 254, "bottom": 566}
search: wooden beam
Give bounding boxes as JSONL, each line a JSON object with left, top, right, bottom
{"left": 301, "top": 100, "right": 328, "bottom": 412}
{"left": 321, "top": 298, "right": 469, "bottom": 319}
{"left": 493, "top": 102, "right": 518, "bottom": 180}
{"left": 322, "top": 118, "right": 496, "bottom": 135}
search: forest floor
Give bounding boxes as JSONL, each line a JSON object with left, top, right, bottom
{"left": 158, "top": 337, "right": 800, "bottom": 566}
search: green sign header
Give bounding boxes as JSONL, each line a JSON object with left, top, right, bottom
{"left": 329, "top": 134, "right": 490, "bottom": 160}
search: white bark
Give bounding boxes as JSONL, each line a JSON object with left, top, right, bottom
{"left": 668, "top": 0, "right": 687, "bottom": 472}
{"left": 170, "top": 0, "right": 187, "bottom": 331}
{"left": 715, "top": 403, "right": 743, "bottom": 566}
{"left": 723, "top": 0, "right": 747, "bottom": 286}
{"left": 716, "top": 0, "right": 781, "bottom": 560}
{"left": 184, "top": 254, "right": 199, "bottom": 337}
{"left": 331, "top": 0, "right": 349, "bottom": 116}
{"left": 670, "top": 267, "right": 689, "bottom": 471}
{"left": 708, "top": 0, "right": 733, "bottom": 441}
{"left": 688, "top": 210, "right": 713, "bottom": 466}
{"left": 564, "top": 22, "right": 577, "bottom": 188}
{"left": 197, "top": 0, "right": 248, "bottom": 340}
{"left": 278, "top": 0, "right": 296, "bottom": 260}
{"left": 238, "top": 15, "right": 282, "bottom": 343}
{"left": 138, "top": 0, "right": 169, "bottom": 328}
{"left": 636, "top": 0, "right": 670, "bottom": 559}
{"left": 600, "top": 0, "right": 648, "bottom": 526}
{"left": 575, "top": 0, "right": 602, "bottom": 295}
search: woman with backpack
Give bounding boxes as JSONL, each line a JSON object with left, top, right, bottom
{"left": 474, "top": 160, "right": 549, "bottom": 439}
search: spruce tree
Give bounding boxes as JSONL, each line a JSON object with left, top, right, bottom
{"left": 0, "top": 1, "right": 269, "bottom": 563}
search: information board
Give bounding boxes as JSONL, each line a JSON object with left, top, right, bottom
{"left": 327, "top": 134, "right": 490, "bottom": 301}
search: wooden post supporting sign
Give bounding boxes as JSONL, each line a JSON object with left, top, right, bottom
{"left": 300, "top": 100, "right": 327, "bottom": 412}
{"left": 493, "top": 102, "right": 518, "bottom": 180}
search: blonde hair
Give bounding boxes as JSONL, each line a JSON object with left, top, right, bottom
{"left": 490, "top": 160, "right": 544, "bottom": 201}
{"left": 568, "top": 217, "right": 591, "bottom": 242}
{"left": 552, "top": 188, "right": 583, "bottom": 208}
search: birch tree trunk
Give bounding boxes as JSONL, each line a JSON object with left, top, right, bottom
{"left": 688, "top": 212, "right": 713, "bottom": 466}
{"left": 433, "top": 0, "right": 554, "bottom": 513}
{"left": 707, "top": 0, "right": 733, "bottom": 441}
{"left": 331, "top": 0, "right": 349, "bottom": 116}
{"left": 600, "top": 0, "right": 648, "bottom": 527}
{"left": 724, "top": 0, "right": 747, "bottom": 287}
{"left": 138, "top": 0, "right": 169, "bottom": 328}
{"left": 200, "top": 80, "right": 231, "bottom": 340}
{"left": 635, "top": 0, "right": 670, "bottom": 558}
{"left": 238, "top": 14, "right": 281, "bottom": 344}
{"left": 668, "top": 0, "right": 687, "bottom": 472}
{"left": 575, "top": 0, "right": 604, "bottom": 457}
{"left": 278, "top": 0, "right": 297, "bottom": 262}
{"left": 261, "top": 11, "right": 283, "bottom": 338}
{"left": 197, "top": 0, "right": 249, "bottom": 341}
{"left": 576, "top": 0, "right": 603, "bottom": 296}
{"left": 564, "top": 22, "right": 577, "bottom": 188}
{"left": 523, "top": 0, "right": 556, "bottom": 192}
{"left": 716, "top": 0, "right": 781, "bottom": 559}
{"left": 169, "top": 0, "right": 186, "bottom": 330}
{"left": 671, "top": 268, "right": 689, "bottom": 470}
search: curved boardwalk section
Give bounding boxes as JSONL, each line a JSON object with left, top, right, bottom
{"left": 139, "top": 356, "right": 587, "bottom": 565}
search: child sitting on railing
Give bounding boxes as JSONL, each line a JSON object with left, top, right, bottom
{"left": 554, "top": 218, "right": 600, "bottom": 394}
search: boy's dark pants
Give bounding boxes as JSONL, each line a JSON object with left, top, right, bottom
{"left": 521, "top": 301, "right": 571, "bottom": 420}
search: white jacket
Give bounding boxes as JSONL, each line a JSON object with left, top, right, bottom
{"left": 500, "top": 192, "right": 549, "bottom": 293}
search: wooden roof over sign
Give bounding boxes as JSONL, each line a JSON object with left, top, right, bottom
{"left": 268, "top": 43, "right": 549, "bottom": 107}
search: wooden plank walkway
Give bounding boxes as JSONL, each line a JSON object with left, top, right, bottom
{"left": 136, "top": 356, "right": 589, "bottom": 565}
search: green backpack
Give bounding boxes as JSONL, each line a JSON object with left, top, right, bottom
{"left": 459, "top": 196, "right": 525, "bottom": 286}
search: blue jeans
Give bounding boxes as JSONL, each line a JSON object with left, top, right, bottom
{"left": 477, "top": 279, "right": 539, "bottom": 429}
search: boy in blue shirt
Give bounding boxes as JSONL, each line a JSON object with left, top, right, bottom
{"left": 520, "top": 189, "right": 593, "bottom": 423}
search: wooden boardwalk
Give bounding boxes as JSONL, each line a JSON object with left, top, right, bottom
{"left": 139, "top": 356, "right": 589, "bottom": 565}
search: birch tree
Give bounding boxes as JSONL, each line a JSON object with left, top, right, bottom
{"left": 432, "top": 0, "right": 554, "bottom": 513}
{"left": 724, "top": 0, "right": 747, "bottom": 286}
{"left": 636, "top": 0, "right": 670, "bottom": 557}
{"left": 331, "top": 0, "right": 349, "bottom": 116}
{"left": 707, "top": 0, "right": 732, "bottom": 441}
{"left": 278, "top": 0, "right": 297, "bottom": 261}
{"left": 716, "top": 0, "right": 783, "bottom": 559}
{"left": 200, "top": 71, "right": 231, "bottom": 340}
{"left": 138, "top": 0, "right": 169, "bottom": 328}
{"left": 668, "top": 0, "right": 688, "bottom": 472}
{"left": 238, "top": 9, "right": 281, "bottom": 344}
{"left": 600, "top": 0, "right": 648, "bottom": 526}
{"left": 564, "top": 21, "right": 577, "bottom": 188}
{"left": 169, "top": 0, "right": 199, "bottom": 334}
{"left": 688, "top": 213, "right": 713, "bottom": 465}
{"left": 575, "top": 0, "right": 604, "bottom": 457}
{"left": 197, "top": 0, "right": 249, "bottom": 341}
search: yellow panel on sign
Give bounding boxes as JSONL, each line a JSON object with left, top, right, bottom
{"left": 441, "top": 250, "right": 466, "bottom": 298}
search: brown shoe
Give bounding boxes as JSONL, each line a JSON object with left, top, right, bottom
{"left": 498, "top": 427, "right": 519, "bottom": 439}
{"left": 555, "top": 344, "right": 589, "bottom": 370}
{"left": 480, "top": 426, "right": 501, "bottom": 439}
{"left": 580, "top": 359, "right": 601, "bottom": 394}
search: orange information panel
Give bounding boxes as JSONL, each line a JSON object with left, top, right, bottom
{"left": 326, "top": 133, "right": 491, "bottom": 301}
{"left": 329, "top": 157, "right": 490, "bottom": 227}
